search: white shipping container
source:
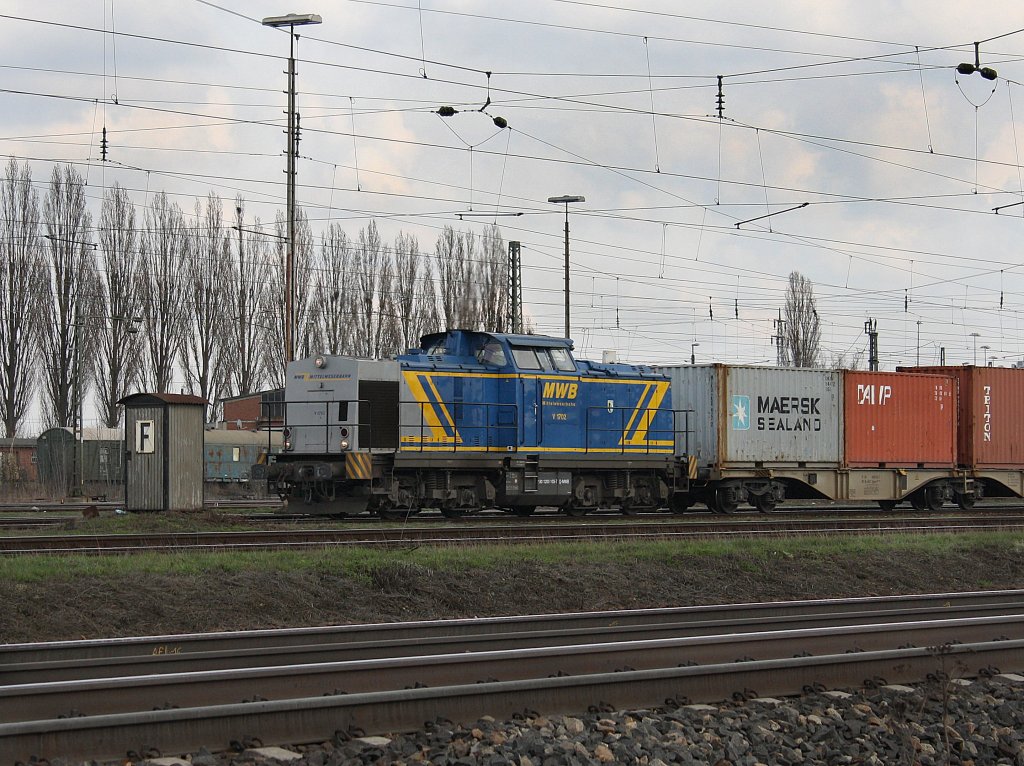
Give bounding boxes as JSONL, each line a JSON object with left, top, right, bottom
{"left": 658, "top": 364, "right": 842, "bottom": 469}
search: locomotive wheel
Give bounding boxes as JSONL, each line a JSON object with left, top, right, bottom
{"left": 752, "top": 494, "right": 777, "bottom": 513}
{"left": 877, "top": 500, "right": 897, "bottom": 512}
{"left": 511, "top": 505, "right": 536, "bottom": 517}
{"left": 440, "top": 507, "right": 466, "bottom": 519}
{"left": 564, "top": 504, "right": 588, "bottom": 517}
{"left": 620, "top": 502, "right": 640, "bottom": 516}
{"left": 712, "top": 489, "right": 738, "bottom": 514}
{"left": 955, "top": 494, "right": 976, "bottom": 510}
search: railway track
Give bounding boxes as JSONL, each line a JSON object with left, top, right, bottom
{"left": 1, "top": 511, "right": 1023, "bottom": 554}
{"left": 2, "top": 590, "right": 1023, "bottom": 761}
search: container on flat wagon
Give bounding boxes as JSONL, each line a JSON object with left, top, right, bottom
{"left": 657, "top": 364, "right": 842, "bottom": 469}
{"left": 900, "top": 366, "right": 1024, "bottom": 468}
{"left": 842, "top": 370, "right": 955, "bottom": 467}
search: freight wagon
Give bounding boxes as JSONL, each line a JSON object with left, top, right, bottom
{"left": 36, "top": 427, "right": 280, "bottom": 495}
{"left": 901, "top": 365, "right": 1024, "bottom": 506}
{"left": 652, "top": 365, "right": 963, "bottom": 512}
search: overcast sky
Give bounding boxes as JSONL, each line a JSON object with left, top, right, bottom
{"left": 3, "top": 0, "right": 1024, "bottom": 375}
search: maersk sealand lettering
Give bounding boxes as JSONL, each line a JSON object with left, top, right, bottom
{"left": 755, "top": 395, "right": 823, "bottom": 431}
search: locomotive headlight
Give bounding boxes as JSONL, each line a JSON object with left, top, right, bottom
{"left": 283, "top": 427, "right": 292, "bottom": 451}
{"left": 314, "top": 355, "right": 327, "bottom": 368}
{"left": 339, "top": 439, "right": 350, "bottom": 450}
{"left": 284, "top": 439, "right": 293, "bottom": 451}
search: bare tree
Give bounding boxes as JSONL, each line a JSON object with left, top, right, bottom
{"left": 478, "top": 224, "right": 507, "bottom": 332}
{"left": 374, "top": 250, "right": 397, "bottom": 356}
{"left": 353, "top": 221, "right": 383, "bottom": 358}
{"left": 95, "top": 182, "right": 143, "bottom": 427}
{"left": 39, "top": 164, "right": 95, "bottom": 428}
{"left": 293, "top": 209, "right": 316, "bottom": 359}
{"left": 0, "top": 159, "right": 44, "bottom": 437}
{"left": 393, "top": 231, "right": 426, "bottom": 351}
{"left": 225, "top": 198, "right": 267, "bottom": 397}
{"left": 139, "top": 191, "right": 188, "bottom": 392}
{"left": 262, "top": 236, "right": 286, "bottom": 388}
{"left": 831, "top": 350, "right": 865, "bottom": 370}
{"left": 434, "top": 226, "right": 481, "bottom": 329}
{"left": 180, "top": 193, "right": 231, "bottom": 421}
{"left": 263, "top": 208, "right": 315, "bottom": 386}
{"left": 314, "top": 222, "right": 355, "bottom": 355}
{"left": 414, "top": 255, "right": 441, "bottom": 343}
{"left": 783, "top": 271, "right": 822, "bottom": 368}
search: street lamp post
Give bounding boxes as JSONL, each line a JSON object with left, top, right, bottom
{"left": 547, "top": 195, "right": 585, "bottom": 339}
{"left": 970, "top": 332, "right": 981, "bottom": 365}
{"left": 262, "top": 12, "right": 322, "bottom": 363}
{"left": 981, "top": 345, "right": 991, "bottom": 367}
{"left": 691, "top": 342, "right": 700, "bottom": 365}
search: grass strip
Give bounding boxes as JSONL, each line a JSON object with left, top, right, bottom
{"left": 2, "top": 531, "right": 1022, "bottom": 583}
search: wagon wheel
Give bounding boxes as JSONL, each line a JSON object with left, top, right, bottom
{"left": 376, "top": 503, "right": 418, "bottom": 521}
{"left": 909, "top": 492, "right": 928, "bottom": 512}
{"left": 955, "top": 494, "right": 976, "bottom": 510}
{"left": 620, "top": 502, "right": 640, "bottom": 516}
{"left": 752, "top": 494, "right": 777, "bottom": 514}
{"left": 511, "top": 505, "right": 536, "bottom": 517}
{"left": 711, "top": 488, "right": 739, "bottom": 515}
{"left": 877, "top": 500, "right": 897, "bottom": 512}
{"left": 564, "top": 503, "right": 589, "bottom": 517}
{"left": 925, "top": 485, "right": 945, "bottom": 512}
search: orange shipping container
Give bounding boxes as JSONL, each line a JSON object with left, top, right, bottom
{"left": 902, "top": 366, "right": 1024, "bottom": 468}
{"left": 843, "top": 371, "right": 955, "bottom": 467}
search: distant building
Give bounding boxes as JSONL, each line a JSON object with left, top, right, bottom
{"left": 0, "top": 437, "right": 38, "bottom": 483}
{"left": 219, "top": 389, "right": 284, "bottom": 431}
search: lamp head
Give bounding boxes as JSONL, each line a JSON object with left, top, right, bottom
{"left": 262, "top": 13, "right": 322, "bottom": 27}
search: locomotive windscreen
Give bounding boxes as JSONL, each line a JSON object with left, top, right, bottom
{"left": 358, "top": 380, "right": 399, "bottom": 448}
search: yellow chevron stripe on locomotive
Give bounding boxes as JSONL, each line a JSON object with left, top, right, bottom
{"left": 398, "top": 366, "right": 673, "bottom": 454}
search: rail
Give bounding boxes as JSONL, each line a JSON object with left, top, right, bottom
{"left": 4, "top": 591, "right": 1024, "bottom": 761}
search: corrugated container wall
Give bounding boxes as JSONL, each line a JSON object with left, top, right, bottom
{"left": 902, "top": 366, "right": 1024, "bottom": 468}
{"left": 658, "top": 364, "right": 842, "bottom": 468}
{"left": 843, "top": 371, "right": 955, "bottom": 467}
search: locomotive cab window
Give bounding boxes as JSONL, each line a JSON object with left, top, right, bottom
{"left": 511, "top": 346, "right": 541, "bottom": 370}
{"left": 548, "top": 347, "right": 576, "bottom": 372}
{"left": 476, "top": 341, "right": 507, "bottom": 367}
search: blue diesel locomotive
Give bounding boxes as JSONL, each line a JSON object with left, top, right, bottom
{"left": 266, "top": 330, "right": 693, "bottom": 517}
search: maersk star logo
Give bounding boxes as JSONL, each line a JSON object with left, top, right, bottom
{"left": 732, "top": 395, "right": 750, "bottom": 430}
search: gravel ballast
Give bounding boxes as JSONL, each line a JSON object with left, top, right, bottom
{"left": 126, "top": 675, "right": 1024, "bottom": 766}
